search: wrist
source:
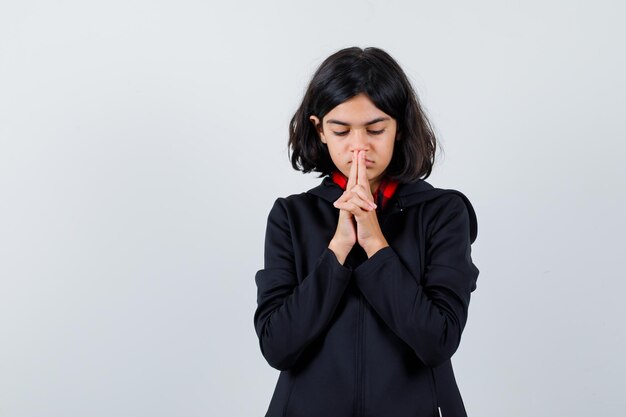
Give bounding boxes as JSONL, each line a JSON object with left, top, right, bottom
{"left": 328, "top": 239, "right": 351, "bottom": 265}
{"left": 363, "top": 238, "right": 389, "bottom": 258}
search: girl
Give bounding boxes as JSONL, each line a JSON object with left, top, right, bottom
{"left": 254, "top": 47, "right": 480, "bottom": 417}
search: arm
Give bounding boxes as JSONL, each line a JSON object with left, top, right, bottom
{"left": 353, "top": 195, "right": 479, "bottom": 367}
{"left": 253, "top": 198, "right": 352, "bottom": 371}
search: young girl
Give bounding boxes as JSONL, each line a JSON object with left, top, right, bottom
{"left": 254, "top": 47, "right": 480, "bottom": 417}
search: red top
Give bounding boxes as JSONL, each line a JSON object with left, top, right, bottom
{"left": 330, "top": 170, "right": 400, "bottom": 214}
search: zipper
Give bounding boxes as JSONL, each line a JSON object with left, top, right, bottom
{"left": 361, "top": 295, "right": 367, "bottom": 416}
{"left": 355, "top": 292, "right": 364, "bottom": 417}
{"left": 353, "top": 199, "right": 401, "bottom": 416}
{"left": 428, "top": 367, "right": 439, "bottom": 417}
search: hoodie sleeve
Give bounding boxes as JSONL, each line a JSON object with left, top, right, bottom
{"left": 353, "top": 194, "right": 479, "bottom": 368}
{"left": 253, "top": 198, "right": 352, "bottom": 371}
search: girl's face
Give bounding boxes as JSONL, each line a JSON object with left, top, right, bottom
{"left": 310, "top": 93, "right": 397, "bottom": 194}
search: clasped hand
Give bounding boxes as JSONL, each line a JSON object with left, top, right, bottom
{"left": 332, "top": 150, "right": 389, "bottom": 258}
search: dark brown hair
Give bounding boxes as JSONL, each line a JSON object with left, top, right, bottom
{"left": 288, "top": 47, "right": 438, "bottom": 182}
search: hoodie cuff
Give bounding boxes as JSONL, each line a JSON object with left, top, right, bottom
{"left": 353, "top": 245, "right": 396, "bottom": 277}
{"left": 323, "top": 247, "right": 353, "bottom": 276}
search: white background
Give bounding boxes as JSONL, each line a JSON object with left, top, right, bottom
{"left": 1, "top": 1, "right": 625, "bottom": 416}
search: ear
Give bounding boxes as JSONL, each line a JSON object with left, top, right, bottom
{"left": 309, "top": 115, "right": 327, "bottom": 144}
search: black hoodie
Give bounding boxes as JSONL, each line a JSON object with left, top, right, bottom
{"left": 254, "top": 175, "right": 480, "bottom": 417}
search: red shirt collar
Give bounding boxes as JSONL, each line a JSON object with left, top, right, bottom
{"left": 330, "top": 170, "right": 399, "bottom": 213}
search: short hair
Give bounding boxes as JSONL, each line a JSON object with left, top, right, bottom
{"left": 288, "top": 46, "right": 438, "bottom": 182}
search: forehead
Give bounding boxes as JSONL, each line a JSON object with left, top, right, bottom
{"left": 325, "top": 94, "right": 391, "bottom": 124}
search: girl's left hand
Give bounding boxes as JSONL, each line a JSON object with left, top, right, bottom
{"left": 333, "top": 150, "right": 389, "bottom": 258}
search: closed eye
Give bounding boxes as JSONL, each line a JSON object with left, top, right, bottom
{"left": 333, "top": 130, "right": 350, "bottom": 136}
{"left": 368, "top": 129, "right": 385, "bottom": 135}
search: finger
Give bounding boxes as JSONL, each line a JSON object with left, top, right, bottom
{"left": 346, "top": 150, "right": 358, "bottom": 191}
{"left": 357, "top": 150, "right": 370, "bottom": 197}
{"left": 347, "top": 185, "right": 377, "bottom": 208}
{"left": 335, "top": 188, "right": 353, "bottom": 204}
{"left": 334, "top": 194, "right": 375, "bottom": 211}
{"left": 334, "top": 200, "right": 368, "bottom": 215}
{"left": 336, "top": 186, "right": 376, "bottom": 208}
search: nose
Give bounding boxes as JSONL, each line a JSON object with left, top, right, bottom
{"left": 350, "top": 129, "right": 370, "bottom": 153}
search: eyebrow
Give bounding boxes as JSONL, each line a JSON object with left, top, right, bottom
{"left": 326, "top": 117, "right": 390, "bottom": 127}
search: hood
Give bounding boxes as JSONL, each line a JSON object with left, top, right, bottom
{"left": 306, "top": 176, "right": 478, "bottom": 244}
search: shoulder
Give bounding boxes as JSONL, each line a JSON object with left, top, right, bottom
{"left": 424, "top": 192, "right": 467, "bottom": 217}
{"left": 421, "top": 189, "right": 478, "bottom": 244}
{"left": 265, "top": 192, "right": 315, "bottom": 222}
{"left": 268, "top": 191, "right": 314, "bottom": 212}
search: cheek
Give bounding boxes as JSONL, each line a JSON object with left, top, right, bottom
{"left": 386, "top": 133, "right": 397, "bottom": 154}
{"left": 330, "top": 147, "right": 347, "bottom": 161}
{"left": 328, "top": 148, "right": 347, "bottom": 167}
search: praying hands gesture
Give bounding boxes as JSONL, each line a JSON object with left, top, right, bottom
{"left": 328, "top": 150, "right": 390, "bottom": 264}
